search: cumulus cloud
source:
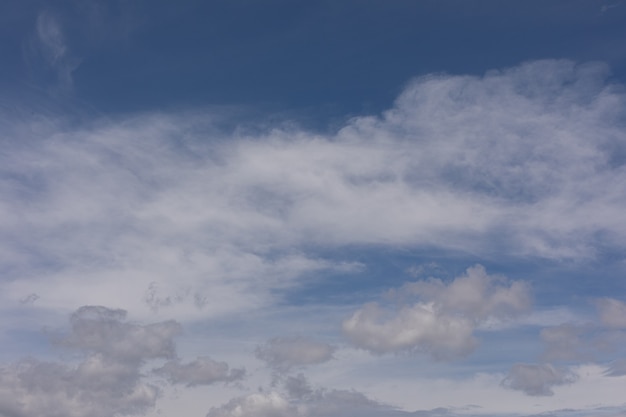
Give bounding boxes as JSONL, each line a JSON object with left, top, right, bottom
{"left": 0, "top": 357, "right": 159, "bottom": 417}
{"left": 0, "top": 306, "right": 182, "bottom": 417}
{"left": 395, "top": 265, "right": 531, "bottom": 320}
{"left": 342, "top": 265, "right": 530, "bottom": 358}
{"left": 501, "top": 363, "right": 578, "bottom": 396}
{"left": 0, "top": 305, "right": 248, "bottom": 417}
{"left": 154, "top": 357, "right": 245, "bottom": 386}
{"left": 255, "top": 337, "right": 336, "bottom": 372}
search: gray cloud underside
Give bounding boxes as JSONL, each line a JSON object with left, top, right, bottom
{"left": 153, "top": 357, "right": 245, "bottom": 387}
{"left": 501, "top": 363, "right": 578, "bottom": 396}
{"left": 2, "top": 59, "right": 626, "bottom": 319}
{"left": 255, "top": 337, "right": 336, "bottom": 372}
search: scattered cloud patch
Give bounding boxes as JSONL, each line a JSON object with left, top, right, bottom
{"left": 343, "top": 265, "right": 530, "bottom": 359}
{"left": 58, "top": 305, "right": 181, "bottom": 363}
{"left": 0, "top": 357, "right": 159, "bottom": 417}
{"left": 393, "top": 265, "right": 531, "bottom": 320}
{"left": 501, "top": 363, "right": 578, "bottom": 396}
{"left": 154, "top": 357, "right": 245, "bottom": 387}
{"left": 255, "top": 337, "right": 335, "bottom": 372}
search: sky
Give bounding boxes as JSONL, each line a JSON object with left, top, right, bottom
{"left": 1, "top": 1, "right": 626, "bottom": 416}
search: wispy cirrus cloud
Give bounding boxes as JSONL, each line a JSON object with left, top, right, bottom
{"left": 23, "top": 11, "right": 80, "bottom": 93}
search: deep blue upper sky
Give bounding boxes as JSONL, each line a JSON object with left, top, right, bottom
{"left": 2, "top": 0, "right": 626, "bottom": 126}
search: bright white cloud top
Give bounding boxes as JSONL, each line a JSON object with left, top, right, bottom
{"left": 1, "top": 58, "right": 626, "bottom": 417}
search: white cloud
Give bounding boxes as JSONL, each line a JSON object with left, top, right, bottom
{"left": 342, "top": 301, "right": 477, "bottom": 359}
{"left": 342, "top": 265, "right": 530, "bottom": 358}
{"left": 255, "top": 337, "right": 336, "bottom": 372}
{"left": 501, "top": 363, "right": 578, "bottom": 396}
{"left": 394, "top": 265, "right": 531, "bottom": 320}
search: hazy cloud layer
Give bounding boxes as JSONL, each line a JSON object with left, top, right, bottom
{"left": 342, "top": 265, "right": 530, "bottom": 358}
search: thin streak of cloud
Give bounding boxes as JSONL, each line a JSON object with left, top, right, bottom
{"left": 23, "top": 11, "right": 80, "bottom": 93}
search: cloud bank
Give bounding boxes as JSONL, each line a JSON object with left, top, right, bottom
{"left": 2, "top": 60, "right": 625, "bottom": 323}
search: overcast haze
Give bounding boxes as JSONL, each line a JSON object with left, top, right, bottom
{"left": 2, "top": 1, "right": 626, "bottom": 417}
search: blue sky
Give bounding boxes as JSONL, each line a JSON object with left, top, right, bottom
{"left": 1, "top": 1, "right": 626, "bottom": 417}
